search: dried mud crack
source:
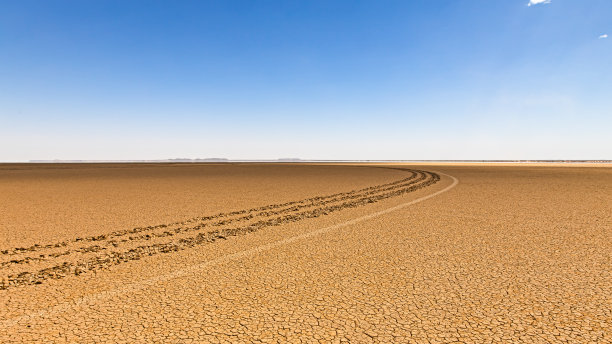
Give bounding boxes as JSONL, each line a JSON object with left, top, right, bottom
{"left": 0, "top": 168, "right": 440, "bottom": 290}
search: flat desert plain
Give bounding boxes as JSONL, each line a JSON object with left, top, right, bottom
{"left": 1, "top": 163, "right": 610, "bottom": 343}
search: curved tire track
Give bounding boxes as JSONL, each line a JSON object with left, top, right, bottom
{"left": 1, "top": 168, "right": 441, "bottom": 290}
{"left": 1, "top": 170, "right": 459, "bottom": 328}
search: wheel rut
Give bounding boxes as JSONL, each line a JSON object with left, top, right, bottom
{"left": 0, "top": 168, "right": 440, "bottom": 290}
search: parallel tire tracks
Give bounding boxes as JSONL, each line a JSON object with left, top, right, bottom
{"left": 1, "top": 168, "right": 440, "bottom": 290}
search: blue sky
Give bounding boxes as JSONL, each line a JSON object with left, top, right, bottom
{"left": 1, "top": 0, "right": 610, "bottom": 161}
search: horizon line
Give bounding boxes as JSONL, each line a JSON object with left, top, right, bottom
{"left": 3, "top": 159, "right": 611, "bottom": 164}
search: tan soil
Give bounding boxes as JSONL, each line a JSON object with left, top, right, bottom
{"left": 1, "top": 163, "right": 610, "bottom": 343}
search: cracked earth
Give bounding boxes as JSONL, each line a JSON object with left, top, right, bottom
{"left": 1, "top": 163, "right": 611, "bottom": 343}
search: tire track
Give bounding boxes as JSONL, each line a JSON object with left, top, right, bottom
{"left": 1, "top": 171, "right": 459, "bottom": 329}
{"left": 1, "top": 169, "right": 419, "bottom": 256}
{"left": 0, "top": 168, "right": 439, "bottom": 290}
{"left": 0, "top": 170, "right": 423, "bottom": 264}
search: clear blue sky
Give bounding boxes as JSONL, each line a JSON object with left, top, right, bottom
{"left": 1, "top": 0, "right": 610, "bottom": 161}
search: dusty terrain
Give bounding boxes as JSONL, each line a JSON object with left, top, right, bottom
{"left": 1, "top": 163, "right": 610, "bottom": 343}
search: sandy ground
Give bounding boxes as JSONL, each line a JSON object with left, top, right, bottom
{"left": 1, "top": 163, "right": 610, "bottom": 343}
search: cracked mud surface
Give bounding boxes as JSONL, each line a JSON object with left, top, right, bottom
{"left": 1, "top": 163, "right": 611, "bottom": 343}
